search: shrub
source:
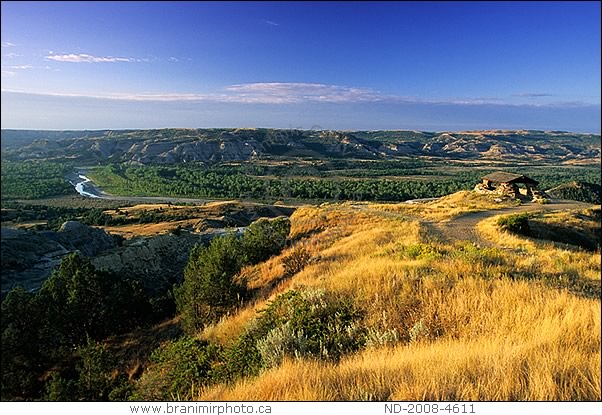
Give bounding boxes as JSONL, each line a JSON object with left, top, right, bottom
{"left": 256, "top": 322, "right": 309, "bottom": 369}
{"left": 282, "top": 247, "right": 311, "bottom": 277}
{"left": 399, "top": 243, "right": 443, "bottom": 261}
{"left": 258, "top": 289, "right": 366, "bottom": 361}
{"left": 242, "top": 217, "right": 291, "bottom": 264}
{"left": 219, "top": 323, "right": 264, "bottom": 381}
{"left": 451, "top": 242, "right": 505, "bottom": 267}
{"left": 44, "top": 339, "right": 127, "bottom": 401}
{"left": 364, "top": 327, "right": 400, "bottom": 348}
{"left": 497, "top": 213, "right": 531, "bottom": 236}
{"left": 75, "top": 339, "right": 118, "bottom": 401}
{"left": 132, "top": 337, "right": 221, "bottom": 401}
{"left": 222, "top": 289, "right": 365, "bottom": 379}
{"left": 408, "top": 319, "right": 431, "bottom": 343}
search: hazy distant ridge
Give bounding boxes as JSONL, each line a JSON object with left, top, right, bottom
{"left": 1, "top": 128, "right": 600, "bottom": 164}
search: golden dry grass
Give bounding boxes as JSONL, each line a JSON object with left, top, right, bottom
{"left": 200, "top": 303, "right": 263, "bottom": 346}
{"left": 370, "top": 190, "right": 517, "bottom": 221}
{"left": 102, "top": 219, "right": 199, "bottom": 238}
{"left": 194, "top": 193, "right": 600, "bottom": 401}
{"left": 201, "top": 330, "right": 600, "bottom": 401}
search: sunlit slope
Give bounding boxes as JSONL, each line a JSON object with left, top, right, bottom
{"left": 196, "top": 194, "right": 600, "bottom": 401}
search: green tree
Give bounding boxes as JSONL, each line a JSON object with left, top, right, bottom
{"left": 44, "top": 339, "right": 128, "bottom": 401}
{"left": 175, "top": 235, "right": 246, "bottom": 333}
{"left": 43, "top": 374, "right": 77, "bottom": 401}
{"left": 2, "top": 254, "right": 152, "bottom": 401}
{"left": 38, "top": 254, "right": 115, "bottom": 345}
{"left": 1, "top": 287, "right": 45, "bottom": 400}
{"left": 38, "top": 253, "right": 152, "bottom": 346}
{"left": 76, "top": 339, "right": 117, "bottom": 401}
{"left": 241, "top": 217, "right": 291, "bottom": 264}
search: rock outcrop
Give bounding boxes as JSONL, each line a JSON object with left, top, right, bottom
{"left": 91, "top": 233, "right": 207, "bottom": 294}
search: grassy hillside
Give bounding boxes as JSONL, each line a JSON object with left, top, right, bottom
{"left": 160, "top": 195, "right": 599, "bottom": 401}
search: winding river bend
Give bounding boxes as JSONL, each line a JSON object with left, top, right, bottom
{"left": 66, "top": 170, "right": 217, "bottom": 205}
{"left": 71, "top": 174, "right": 103, "bottom": 198}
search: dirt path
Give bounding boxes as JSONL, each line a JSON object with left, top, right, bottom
{"left": 429, "top": 199, "right": 593, "bottom": 247}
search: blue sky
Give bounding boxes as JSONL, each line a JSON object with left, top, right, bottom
{"left": 1, "top": 1, "right": 600, "bottom": 132}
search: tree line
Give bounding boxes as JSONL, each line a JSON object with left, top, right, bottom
{"left": 1, "top": 160, "right": 75, "bottom": 199}
{"left": 87, "top": 163, "right": 602, "bottom": 203}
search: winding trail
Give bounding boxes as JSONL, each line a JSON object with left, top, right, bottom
{"left": 429, "top": 199, "right": 594, "bottom": 247}
{"left": 431, "top": 199, "right": 601, "bottom": 299}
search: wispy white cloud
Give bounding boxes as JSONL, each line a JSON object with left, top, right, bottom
{"left": 1, "top": 63, "right": 59, "bottom": 77}
{"left": 7, "top": 64, "right": 33, "bottom": 70}
{"left": 168, "top": 56, "right": 192, "bottom": 62}
{"left": 265, "top": 20, "right": 279, "bottom": 26}
{"left": 1, "top": 82, "right": 597, "bottom": 108}
{"left": 0, "top": 83, "right": 384, "bottom": 104}
{"left": 4, "top": 52, "right": 22, "bottom": 59}
{"left": 222, "top": 82, "right": 386, "bottom": 104}
{"left": 218, "top": 83, "right": 570, "bottom": 106}
{"left": 512, "top": 93, "right": 556, "bottom": 98}
{"left": 0, "top": 89, "right": 209, "bottom": 101}
{"left": 45, "top": 53, "right": 135, "bottom": 63}
{"left": 2, "top": 64, "right": 55, "bottom": 72}
{"left": 1, "top": 41, "right": 15, "bottom": 47}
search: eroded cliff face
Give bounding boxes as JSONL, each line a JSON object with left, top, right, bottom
{"left": 1, "top": 221, "right": 117, "bottom": 294}
{"left": 1, "top": 221, "right": 219, "bottom": 296}
{"left": 91, "top": 232, "right": 214, "bottom": 294}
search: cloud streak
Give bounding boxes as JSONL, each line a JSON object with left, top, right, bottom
{"left": 1, "top": 64, "right": 55, "bottom": 77}
{"left": 1, "top": 41, "right": 15, "bottom": 47}
{"left": 222, "top": 82, "right": 386, "bottom": 104}
{"left": 4, "top": 52, "right": 21, "bottom": 59}
{"left": 1, "top": 64, "right": 55, "bottom": 72}
{"left": 45, "top": 53, "right": 135, "bottom": 63}
{"left": 513, "top": 93, "right": 556, "bottom": 98}
{"left": 1, "top": 82, "right": 597, "bottom": 108}
{"left": 264, "top": 20, "right": 279, "bottom": 26}
{"left": 7, "top": 64, "right": 34, "bottom": 70}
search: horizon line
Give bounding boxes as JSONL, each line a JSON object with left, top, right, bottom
{"left": 1, "top": 126, "right": 600, "bottom": 135}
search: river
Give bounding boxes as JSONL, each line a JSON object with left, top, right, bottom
{"left": 72, "top": 174, "right": 103, "bottom": 198}
{"left": 66, "top": 170, "right": 216, "bottom": 205}
{"left": 66, "top": 170, "right": 308, "bottom": 206}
